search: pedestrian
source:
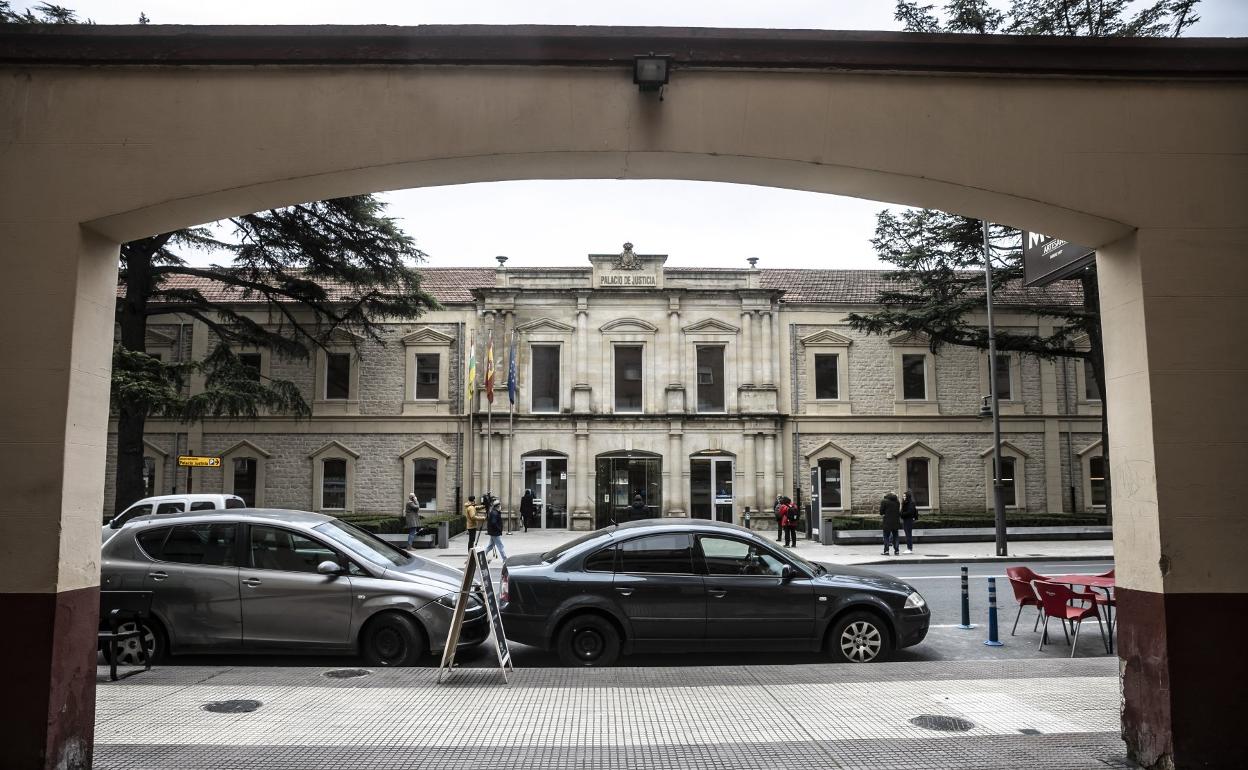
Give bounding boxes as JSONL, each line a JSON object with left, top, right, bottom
{"left": 781, "top": 496, "right": 801, "bottom": 548}
{"left": 774, "top": 495, "right": 784, "bottom": 542}
{"left": 880, "top": 492, "right": 902, "bottom": 556}
{"left": 628, "top": 492, "right": 646, "bottom": 521}
{"left": 463, "top": 495, "right": 484, "bottom": 551}
{"left": 404, "top": 492, "right": 422, "bottom": 549}
{"left": 900, "top": 489, "right": 919, "bottom": 554}
{"left": 485, "top": 499, "right": 507, "bottom": 562}
{"left": 520, "top": 488, "right": 536, "bottom": 532}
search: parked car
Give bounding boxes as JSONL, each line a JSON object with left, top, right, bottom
{"left": 100, "top": 508, "right": 488, "bottom": 666}
{"left": 102, "top": 494, "right": 247, "bottom": 543}
{"left": 500, "top": 519, "right": 929, "bottom": 666}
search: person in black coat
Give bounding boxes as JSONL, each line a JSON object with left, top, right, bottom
{"left": 520, "top": 489, "right": 536, "bottom": 532}
{"left": 880, "top": 492, "right": 902, "bottom": 556}
{"left": 900, "top": 490, "right": 919, "bottom": 554}
{"left": 628, "top": 492, "right": 646, "bottom": 522}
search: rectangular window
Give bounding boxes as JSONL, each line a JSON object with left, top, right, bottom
{"left": 696, "top": 346, "right": 725, "bottom": 412}
{"left": 1089, "top": 456, "right": 1107, "bottom": 507}
{"left": 819, "top": 458, "right": 842, "bottom": 509}
{"left": 994, "top": 354, "right": 1012, "bottom": 401}
{"left": 415, "top": 353, "right": 440, "bottom": 400}
{"left": 412, "top": 458, "right": 437, "bottom": 509}
{"left": 322, "top": 458, "right": 347, "bottom": 510}
{"left": 902, "top": 354, "right": 927, "bottom": 400}
{"left": 239, "top": 353, "right": 262, "bottom": 382}
{"left": 232, "top": 457, "right": 258, "bottom": 507}
{"left": 531, "top": 345, "right": 560, "bottom": 412}
{"left": 325, "top": 353, "right": 351, "bottom": 400}
{"left": 993, "top": 457, "right": 1017, "bottom": 507}
{"left": 906, "top": 458, "right": 931, "bottom": 507}
{"left": 814, "top": 354, "right": 838, "bottom": 400}
{"left": 1084, "top": 359, "right": 1101, "bottom": 401}
{"left": 614, "top": 345, "right": 643, "bottom": 412}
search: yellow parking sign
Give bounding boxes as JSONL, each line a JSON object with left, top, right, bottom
{"left": 177, "top": 456, "right": 221, "bottom": 468}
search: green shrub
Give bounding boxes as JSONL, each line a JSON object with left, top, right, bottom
{"left": 828, "top": 511, "right": 1108, "bottom": 531}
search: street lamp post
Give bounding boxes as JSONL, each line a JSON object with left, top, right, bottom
{"left": 982, "top": 220, "right": 1008, "bottom": 557}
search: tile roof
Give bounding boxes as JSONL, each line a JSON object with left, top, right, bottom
{"left": 135, "top": 267, "right": 1081, "bottom": 308}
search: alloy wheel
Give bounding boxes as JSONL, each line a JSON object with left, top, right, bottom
{"left": 839, "top": 620, "right": 883, "bottom": 662}
{"left": 109, "top": 622, "right": 155, "bottom": 666}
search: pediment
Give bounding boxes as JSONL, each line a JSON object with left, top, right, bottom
{"left": 516, "top": 317, "right": 575, "bottom": 334}
{"left": 1077, "top": 439, "right": 1103, "bottom": 457}
{"left": 682, "top": 318, "right": 740, "bottom": 334}
{"left": 221, "top": 439, "right": 272, "bottom": 459}
{"left": 599, "top": 318, "right": 658, "bottom": 333}
{"left": 978, "top": 440, "right": 1029, "bottom": 459}
{"left": 401, "top": 326, "right": 455, "bottom": 345}
{"left": 308, "top": 439, "right": 360, "bottom": 459}
{"left": 400, "top": 440, "right": 451, "bottom": 460}
{"left": 800, "top": 329, "right": 854, "bottom": 346}
{"left": 887, "top": 439, "right": 943, "bottom": 460}
{"left": 144, "top": 328, "right": 177, "bottom": 348}
{"left": 804, "top": 439, "right": 855, "bottom": 461}
{"left": 888, "top": 331, "right": 932, "bottom": 347}
{"left": 324, "top": 328, "right": 367, "bottom": 345}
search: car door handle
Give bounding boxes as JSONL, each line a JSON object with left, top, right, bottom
{"left": 708, "top": 588, "right": 727, "bottom": 598}
{"left": 615, "top": 587, "right": 634, "bottom": 597}
{"left": 149, "top": 571, "right": 168, "bottom": 582}
{"left": 242, "top": 577, "right": 262, "bottom": 587}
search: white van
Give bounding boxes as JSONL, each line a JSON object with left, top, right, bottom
{"left": 102, "top": 493, "right": 247, "bottom": 543}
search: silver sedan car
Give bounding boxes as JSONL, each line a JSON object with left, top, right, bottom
{"left": 100, "top": 508, "right": 487, "bottom": 666}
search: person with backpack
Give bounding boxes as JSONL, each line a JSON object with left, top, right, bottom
{"left": 880, "top": 492, "right": 902, "bottom": 556}
{"left": 485, "top": 499, "right": 507, "bottom": 562}
{"left": 900, "top": 489, "right": 919, "bottom": 554}
{"left": 780, "top": 496, "right": 800, "bottom": 548}
{"left": 773, "top": 495, "right": 785, "bottom": 542}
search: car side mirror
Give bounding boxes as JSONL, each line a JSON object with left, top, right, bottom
{"left": 317, "top": 560, "right": 344, "bottom": 576}
{"left": 781, "top": 565, "right": 794, "bottom": 582}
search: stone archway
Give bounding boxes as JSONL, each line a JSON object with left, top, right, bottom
{"left": 1, "top": 25, "right": 1245, "bottom": 770}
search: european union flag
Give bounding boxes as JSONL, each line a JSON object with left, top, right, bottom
{"left": 506, "top": 332, "right": 518, "bottom": 406}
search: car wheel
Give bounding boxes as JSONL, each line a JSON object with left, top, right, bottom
{"left": 556, "top": 614, "right": 621, "bottom": 667}
{"left": 361, "top": 613, "right": 425, "bottom": 667}
{"left": 103, "top": 619, "right": 166, "bottom": 666}
{"left": 829, "top": 611, "right": 892, "bottom": 663}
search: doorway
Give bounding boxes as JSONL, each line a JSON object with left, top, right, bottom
{"left": 522, "top": 455, "right": 568, "bottom": 529}
{"left": 690, "top": 456, "right": 734, "bottom": 522}
{"left": 594, "top": 452, "right": 662, "bottom": 528}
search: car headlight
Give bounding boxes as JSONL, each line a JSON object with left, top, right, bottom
{"left": 435, "top": 593, "right": 458, "bottom": 610}
{"left": 904, "top": 591, "right": 927, "bottom": 610}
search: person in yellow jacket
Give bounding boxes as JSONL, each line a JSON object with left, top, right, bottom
{"left": 463, "top": 495, "right": 484, "bottom": 551}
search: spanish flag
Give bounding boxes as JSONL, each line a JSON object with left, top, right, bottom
{"left": 484, "top": 329, "right": 496, "bottom": 403}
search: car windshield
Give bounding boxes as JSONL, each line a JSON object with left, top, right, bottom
{"left": 543, "top": 529, "right": 612, "bottom": 563}
{"left": 313, "top": 519, "right": 413, "bottom": 567}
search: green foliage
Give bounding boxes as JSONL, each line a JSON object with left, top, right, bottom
{"left": 895, "top": 0, "right": 1199, "bottom": 37}
{"left": 0, "top": 1, "right": 85, "bottom": 23}
{"left": 831, "top": 511, "right": 1108, "bottom": 530}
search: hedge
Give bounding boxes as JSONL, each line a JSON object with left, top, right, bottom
{"left": 828, "top": 512, "right": 1108, "bottom": 530}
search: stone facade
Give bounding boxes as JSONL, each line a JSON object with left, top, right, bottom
{"left": 104, "top": 250, "right": 1105, "bottom": 528}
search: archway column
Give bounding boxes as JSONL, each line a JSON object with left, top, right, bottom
{"left": 1100, "top": 227, "right": 1248, "bottom": 770}
{"left": 0, "top": 224, "right": 119, "bottom": 770}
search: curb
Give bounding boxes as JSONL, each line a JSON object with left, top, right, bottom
{"left": 852, "top": 553, "right": 1113, "bottom": 566}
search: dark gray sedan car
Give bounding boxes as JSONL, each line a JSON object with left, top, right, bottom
{"left": 500, "top": 520, "right": 929, "bottom": 666}
{"left": 100, "top": 509, "right": 487, "bottom": 666}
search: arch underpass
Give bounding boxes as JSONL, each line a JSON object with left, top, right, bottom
{"left": 1, "top": 24, "right": 1245, "bottom": 770}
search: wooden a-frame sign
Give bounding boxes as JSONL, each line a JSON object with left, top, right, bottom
{"left": 437, "top": 547, "right": 513, "bottom": 683}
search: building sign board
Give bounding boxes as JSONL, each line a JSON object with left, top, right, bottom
{"left": 600, "top": 273, "right": 657, "bottom": 287}
{"left": 177, "top": 456, "right": 221, "bottom": 468}
{"left": 1022, "top": 231, "right": 1096, "bottom": 287}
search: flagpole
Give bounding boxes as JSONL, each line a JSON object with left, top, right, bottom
{"left": 507, "top": 329, "right": 517, "bottom": 533}
{"left": 465, "top": 329, "right": 476, "bottom": 502}
{"left": 485, "top": 327, "right": 494, "bottom": 504}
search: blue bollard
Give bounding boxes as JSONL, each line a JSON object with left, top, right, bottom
{"left": 984, "top": 577, "right": 1004, "bottom": 646}
{"left": 957, "top": 565, "right": 976, "bottom": 629}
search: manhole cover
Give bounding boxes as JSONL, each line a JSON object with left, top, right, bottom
{"left": 1019, "top": 728, "right": 1042, "bottom": 735}
{"left": 324, "top": 668, "right": 372, "bottom": 679}
{"left": 202, "top": 699, "right": 262, "bottom": 714}
{"left": 910, "top": 714, "right": 975, "bottom": 732}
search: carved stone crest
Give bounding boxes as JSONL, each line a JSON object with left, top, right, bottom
{"left": 613, "top": 242, "right": 642, "bottom": 271}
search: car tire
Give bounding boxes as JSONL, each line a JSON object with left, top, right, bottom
{"left": 102, "top": 618, "right": 167, "bottom": 666}
{"left": 828, "top": 611, "right": 892, "bottom": 663}
{"left": 556, "top": 614, "right": 621, "bottom": 667}
{"left": 361, "top": 613, "right": 425, "bottom": 667}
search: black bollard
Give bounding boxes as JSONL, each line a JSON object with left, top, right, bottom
{"left": 957, "top": 565, "right": 976, "bottom": 629}
{"left": 984, "top": 577, "right": 1003, "bottom": 646}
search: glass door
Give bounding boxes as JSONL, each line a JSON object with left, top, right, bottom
{"left": 523, "top": 456, "right": 569, "bottom": 529}
{"left": 690, "top": 460, "right": 712, "bottom": 519}
{"left": 594, "top": 454, "right": 662, "bottom": 528}
{"left": 712, "top": 459, "right": 734, "bottom": 523}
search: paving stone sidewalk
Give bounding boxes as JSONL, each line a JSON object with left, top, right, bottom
{"left": 94, "top": 658, "right": 1130, "bottom": 770}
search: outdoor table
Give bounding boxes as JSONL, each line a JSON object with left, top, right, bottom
{"left": 1048, "top": 574, "right": 1115, "bottom": 653}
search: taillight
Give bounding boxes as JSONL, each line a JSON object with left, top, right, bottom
{"left": 500, "top": 567, "right": 509, "bottom": 604}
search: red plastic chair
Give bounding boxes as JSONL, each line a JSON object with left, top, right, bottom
{"left": 1031, "top": 580, "right": 1108, "bottom": 657}
{"left": 1004, "top": 568, "right": 1044, "bottom": 636}
{"left": 1006, "top": 565, "right": 1052, "bottom": 583}
{"left": 1091, "top": 568, "right": 1116, "bottom": 633}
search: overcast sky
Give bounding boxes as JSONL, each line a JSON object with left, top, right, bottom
{"left": 33, "top": 1, "right": 1248, "bottom": 270}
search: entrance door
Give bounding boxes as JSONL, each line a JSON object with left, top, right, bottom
{"left": 595, "top": 453, "right": 662, "bottom": 528}
{"left": 523, "top": 456, "right": 568, "bottom": 529}
{"left": 690, "top": 457, "right": 734, "bottom": 522}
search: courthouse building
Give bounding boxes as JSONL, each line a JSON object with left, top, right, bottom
{"left": 105, "top": 245, "right": 1107, "bottom": 530}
